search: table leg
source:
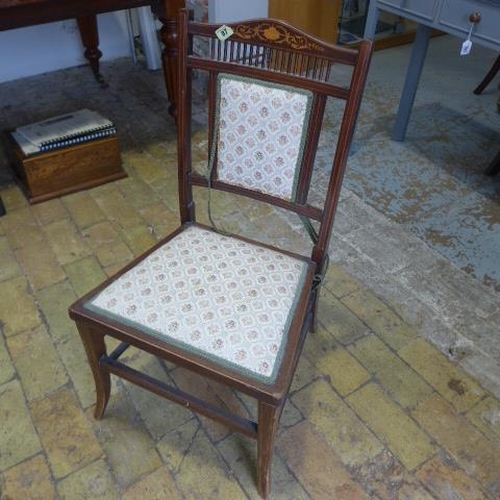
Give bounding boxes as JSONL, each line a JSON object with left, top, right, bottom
{"left": 473, "top": 55, "right": 500, "bottom": 95}
{"left": 363, "top": 2, "right": 380, "bottom": 39}
{"left": 485, "top": 151, "right": 500, "bottom": 176}
{"left": 392, "top": 23, "right": 432, "bottom": 141}
{"left": 155, "top": 0, "right": 185, "bottom": 118}
{"left": 76, "top": 15, "right": 106, "bottom": 87}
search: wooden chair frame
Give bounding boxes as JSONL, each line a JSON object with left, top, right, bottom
{"left": 69, "top": 9, "right": 372, "bottom": 498}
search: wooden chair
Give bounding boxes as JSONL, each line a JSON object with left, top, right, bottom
{"left": 69, "top": 9, "right": 372, "bottom": 498}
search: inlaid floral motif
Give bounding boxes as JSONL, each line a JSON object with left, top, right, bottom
{"left": 233, "top": 22, "right": 325, "bottom": 52}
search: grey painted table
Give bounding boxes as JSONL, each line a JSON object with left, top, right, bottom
{"left": 364, "top": 0, "right": 500, "bottom": 141}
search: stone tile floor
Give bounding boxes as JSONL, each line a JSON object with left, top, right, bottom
{"left": 1, "top": 40, "right": 500, "bottom": 499}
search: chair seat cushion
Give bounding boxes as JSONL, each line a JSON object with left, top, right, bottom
{"left": 85, "top": 225, "right": 311, "bottom": 383}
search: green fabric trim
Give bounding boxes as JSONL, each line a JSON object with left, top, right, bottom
{"left": 84, "top": 255, "right": 311, "bottom": 386}
{"left": 299, "top": 214, "right": 319, "bottom": 244}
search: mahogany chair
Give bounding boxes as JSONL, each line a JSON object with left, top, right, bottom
{"left": 69, "top": 9, "right": 372, "bottom": 498}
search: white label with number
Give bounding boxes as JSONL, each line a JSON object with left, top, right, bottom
{"left": 460, "top": 39, "right": 472, "bottom": 56}
{"left": 215, "top": 25, "right": 234, "bottom": 41}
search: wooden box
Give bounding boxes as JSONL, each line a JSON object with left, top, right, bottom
{"left": 3, "top": 131, "right": 126, "bottom": 204}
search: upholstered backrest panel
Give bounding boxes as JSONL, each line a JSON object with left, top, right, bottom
{"left": 215, "top": 74, "right": 313, "bottom": 201}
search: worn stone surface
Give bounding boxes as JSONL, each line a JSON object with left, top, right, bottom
{"left": 466, "top": 396, "right": 500, "bottom": 441}
{"left": 0, "top": 380, "right": 41, "bottom": 471}
{"left": 0, "top": 335, "right": 15, "bottom": 385}
{"left": 64, "top": 256, "right": 107, "bottom": 297}
{"left": 278, "top": 421, "right": 371, "bottom": 499}
{"left": 0, "top": 42, "right": 499, "bottom": 499}
{"left": 317, "top": 291, "right": 370, "bottom": 346}
{"left": 0, "top": 276, "right": 40, "bottom": 336}
{"left": 31, "top": 198, "right": 67, "bottom": 226}
{"left": 217, "top": 433, "right": 310, "bottom": 500}
{"left": 121, "top": 466, "right": 184, "bottom": 500}
{"left": 170, "top": 428, "right": 247, "bottom": 499}
{"left": 30, "top": 387, "right": 102, "bottom": 479}
{"left": 35, "top": 280, "right": 78, "bottom": 343}
{"left": 413, "top": 394, "right": 500, "bottom": 496}
{"left": 15, "top": 237, "right": 66, "bottom": 291}
{"left": 347, "top": 383, "right": 436, "bottom": 470}
{"left": 400, "top": 338, "right": 485, "bottom": 412}
{"left": 7, "top": 324, "right": 68, "bottom": 400}
{"left": 0, "top": 454, "right": 56, "bottom": 500}
{"left": 42, "top": 218, "right": 92, "bottom": 266}
{"left": 353, "top": 450, "right": 433, "bottom": 500}
{"left": 90, "top": 388, "right": 162, "bottom": 488}
{"left": 56, "top": 459, "right": 118, "bottom": 500}
{"left": 341, "top": 289, "right": 417, "bottom": 351}
{"left": 292, "top": 379, "right": 383, "bottom": 466}
{"left": 416, "top": 453, "right": 492, "bottom": 500}
{"left": 314, "top": 343, "right": 371, "bottom": 397}
{"left": 349, "top": 334, "right": 434, "bottom": 410}
{"left": 123, "top": 351, "right": 193, "bottom": 440}
{"left": 63, "top": 191, "right": 106, "bottom": 230}
{"left": 0, "top": 235, "right": 21, "bottom": 282}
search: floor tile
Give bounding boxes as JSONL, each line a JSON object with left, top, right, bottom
{"left": 349, "top": 334, "right": 434, "bottom": 409}
{"left": 278, "top": 421, "right": 370, "bottom": 499}
{"left": 90, "top": 388, "right": 162, "bottom": 488}
{"left": 0, "top": 235, "right": 21, "bottom": 282}
{"left": 0, "top": 335, "right": 15, "bottom": 385}
{"left": 7, "top": 324, "right": 68, "bottom": 400}
{"left": 42, "top": 218, "right": 92, "bottom": 265}
{"left": 56, "top": 459, "right": 118, "bottom": 500}
{"left": 292, "top": 379, "right": 383, "bottom": 466}
{"left": 400, "top": 338, "right": 485, "bottom": 412}
{"left": 0, "top": 454, "right": 56, "bottom": 500}
{"left": 30, "top": 387, "right": 102, "bottom": 479}
{"left": 413, "top": 394, "right": 500, "bottom": 496}
{"left": 121, "top": 466, "right": 184, "bottom": 500}
{"left": 0, "top": 380, "right": 41, "bottom": 471}
{"left": 0, "top": 276, "right": 40, "bottom": 336}
{"left": 347, "top": 383, "right": 436, "bottom": 470}
{"left": 416, "top": 453, "right": 492, "bottom": 500}
{"left": 341, "top": 289, "right": 417, "bottom": 350}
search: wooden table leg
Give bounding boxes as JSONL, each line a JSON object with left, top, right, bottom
{"left": 485, "top": 151, "right": 500, "bottom": 176}
{"left": 392, "top": 23, "right": 432, "bottom": 141}
{"left": 76, "top": 14, "right": 107, "bottom": 87}
{"left": 473, "top": 55, "right": 500, "bottom": 95}
{"left": 155, "top": 0, "right": 185, "bottom": 117}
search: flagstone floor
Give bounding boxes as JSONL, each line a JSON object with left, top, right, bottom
{"left": 0, "top": 36, "right": 499, "bottom": 499}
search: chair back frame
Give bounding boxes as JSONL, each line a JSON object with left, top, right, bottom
{"left": 69, "top": 10, "right": 372, "bottom": 499}
{"left": 177, "top": 10, "right": 372, "bottom": 273}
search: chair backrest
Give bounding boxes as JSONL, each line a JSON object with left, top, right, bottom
{"left": 176, "top": 9, "right": 372, "bottom": 274}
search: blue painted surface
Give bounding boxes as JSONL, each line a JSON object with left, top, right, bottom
{"left": 324, "top": 36, "right": 500, "bottom": 291}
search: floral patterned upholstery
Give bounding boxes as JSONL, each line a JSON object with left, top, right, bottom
{"left": 215, "top": 74, "right": 313, "bottom": 201}
{"left": 86, "top": 225, "right": 310, "bottom": 383}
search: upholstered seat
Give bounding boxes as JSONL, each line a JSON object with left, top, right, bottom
{"left": 85, "top": 224, "right": 313, "bottom": 383}
{"left": 69, "top": 9, "right": 373, "bottom": 499}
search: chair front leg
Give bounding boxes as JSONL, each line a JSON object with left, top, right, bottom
{"left": 76, "top": 322, "right": 111, "bottom": 419}
{"left": 257, "top": 400, "right": 283, "bottom": 499}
